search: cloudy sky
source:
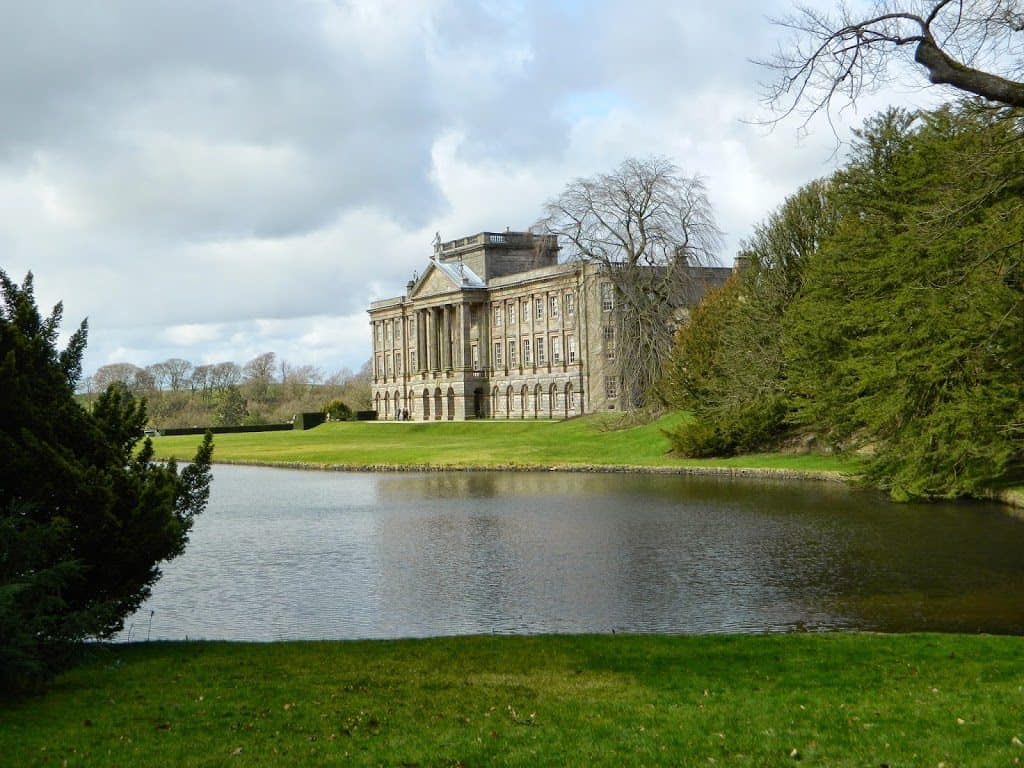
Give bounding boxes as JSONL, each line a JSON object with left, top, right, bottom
{"left": 1, "top": 0, "right": 939, "bottom": 379}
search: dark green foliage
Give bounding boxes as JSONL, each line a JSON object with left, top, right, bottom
{"left": 294, "top": 412, "right": 326, "bottom": 430}
{"left": 786, "top": 104, "right": 1024, "bottom": 499}
{"left": 158, "top": 424, "right": 292, "bottom": 436}
{"left": 0, "top": 272, "right": 213, "bottom": 686}
{"left": 321, "top": 399, "right": 353, "bottom": 421}
{"left": 667, "top": 420, "right": 732, "bottom": 458}
{"left": 0, "top": 503, "right": 88, "bottom": 687}
{"left": 662, "top": 101, "right": 1024, "bottom": 499}
{"left": 213, "top": 385, "right": 247, "bottom": 426}
{"left": 663, "top": 178, "right": 839, "bottom": 457}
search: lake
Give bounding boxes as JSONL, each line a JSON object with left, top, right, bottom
{"left": 120, "top": 465, "right": 1024, "bottom": 641}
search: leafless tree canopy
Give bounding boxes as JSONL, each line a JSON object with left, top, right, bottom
{"left": 536, "top": 156, "right": 721, "bottom": 269}
{"left": 535, "top": 157, "right": 722, "bottom": 407}
{"left": 763, "top": 0, "right": 1024, "bottom": 126}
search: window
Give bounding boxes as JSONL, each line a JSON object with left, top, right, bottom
{"left": 410, "top": 350, "right": 417, "bottom": 371}
{"left": 534, "top": 297, "right": 544, "bottom": 320}
{"left": 604, "top": 326, "right": 616, "bottom": 360}
{"left": 601, "top": 282, "right": 615, "bottom": 311}
{"left": 494, "top": 305, "right": 503, "bottom": 327}
{"left": 605, "top": 376, "right": 618, "bottom": 398}
{"left": 565, "top": 292, "right": 576, "bottom": 315}
{"left": 471, "top": 344, "right": 480, "bottom": 370}
{"left": 375, "top": 354, "right": 383, "bottom": 378}
{"left": 385, "top": 355, "right": 393, "bottom": 376}
{"left": 494, "top": 341, "right": 503, "bottom": 366}
{"left": 394, "top": 351, "right": 402, "bottom": 374}
{"left": 551, "top": 335, "right": 562, "bottom": 363}
{"left": 567, "top": 335, "right": 577, "bottom": 363}
{"left": 375, "top": 323, "right": 382, "bottom": 343}
{"left": 508, "top": 340, "right": 517, "bottom": 366}
{"left": 536, "top": 336, "right": 546, "bottom": 364}
{"left": 508, "top": 304, "right": 516, "bottom": 325}
{"left": 409, "top": 316, "right": 416, "bottom": 336}
{"left": 393, "top": 320, "right": 400, "bottom": 341}
{"left": 523, "top": 338, "right": 532, "bottom": 363}
{"left": 521, "top": 301, "right": 529, "bottom": 323}
{"left": 550, "top": 294, "right": 559, "bottom": 318}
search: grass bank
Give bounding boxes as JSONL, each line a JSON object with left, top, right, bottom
{"left": 151, "top": 412, "right": 859, "bottom": 478}
{"left": 3, "top": 634, "right": 1022, "bottom": 766}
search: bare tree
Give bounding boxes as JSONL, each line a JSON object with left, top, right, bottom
{"left": 91, "top": 362, "right": 156, "bottom": 394}
{"left": 323, "top": 366, "right": 354, "bottom": 387}
{"left": 191, "top": 364, "right": 214, "bottom": 399}
{"left": 156, "top": 357, "right": 193, "bottom": 392}
{"left": 536, "top": 156, "right": 722, "bottom": 406}
{"left": 210, "top": 361, "right": 242, "bottom": 390}
{"left": 146, "top": 362, "right": 171, "bottom": 391}
{"left": 763, "top": 0, "right": 1024, "bottom": 127}
{"left": 242, "top": 351, "right": 276, "bottom": 401}
{"left": 92, "top": 362, "right": 142, "bottom": 392}
{"left": 280, "top": 362, "right": 322, "bottom": 400}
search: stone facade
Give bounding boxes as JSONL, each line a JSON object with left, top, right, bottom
{"left": 368, "top": 231, "right": 730, "bottom": 421}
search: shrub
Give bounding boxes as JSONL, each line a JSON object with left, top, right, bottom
{"left": 321, "top": 399, "right": 354, "bottom": 421}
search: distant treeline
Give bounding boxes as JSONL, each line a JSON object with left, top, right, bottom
{"left": 657, "top": 100, "right": 1024, "bottom": 501}
{"left": 79, "top": 352, "right": 372, "bottom": 430}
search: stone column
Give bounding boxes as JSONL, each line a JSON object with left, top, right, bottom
{"left": 439, "top": 305, "right": 448, "bottom": 370}
{"left": 426, "top": 308, "right": 433, "bottom": 372}
{"left": 458, "top": 303, "right": 468, "bottom": 369}
{"left": 432, "top": 307, "right": 442, "bottom": 372}
{"left": 444, "top": 304, "right": 454, "bottom": 370}
{"left": 420, "top": 309, "right": 427, "bottom": 373}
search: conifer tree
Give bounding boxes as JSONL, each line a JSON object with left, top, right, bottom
{"left": 0, "top": 272, "right": 213, "bottom": 685}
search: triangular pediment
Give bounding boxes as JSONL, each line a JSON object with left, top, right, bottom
{"left": 409, "top": 262, "right": 457, "bottom": 299}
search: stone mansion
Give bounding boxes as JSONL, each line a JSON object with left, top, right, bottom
{"left": 368, "top": 230, "right": 730, "bottom": 421}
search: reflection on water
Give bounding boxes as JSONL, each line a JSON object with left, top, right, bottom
{"left": 119, "top": 466, "right": 1024, "bottom": 641}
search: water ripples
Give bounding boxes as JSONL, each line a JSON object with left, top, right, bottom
{"left": 119, "top": 466, "right": 1024, "bottom": 641}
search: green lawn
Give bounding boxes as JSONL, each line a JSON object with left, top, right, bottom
{"left": 151, "top": 412, "right": 859, "bottom": 476}
{"left": 3, "top": 634, "right": 1022, "bottom": 767}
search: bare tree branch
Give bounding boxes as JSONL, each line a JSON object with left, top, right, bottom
{"left": 535, "top": 157, "right": 723, "bottom": 406}
{"left": 761, "top": 0, "right": 1024, "bottom": 128}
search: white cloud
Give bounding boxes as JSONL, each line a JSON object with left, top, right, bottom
{"left": 0, "top": 0, "right": 954, "bottom": 379}
{"left": 164, "top": 323, "right": 225, "bottom": 346}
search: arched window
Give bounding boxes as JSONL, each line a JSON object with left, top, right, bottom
{"left": 433, "top": 388, "right": 443, "bottom": 421}
{"left": 505, "top": 386, "right": 513, "bottom": 418}
{"left": 384, "top": 392, "right": 390, "bottom": 420}
{"left": 564, "top": 382, "right": 574, "bottom": 417}
{"left": 520, "top": 385, "right": 529, "bottom": 418}
{"left": 422, "top": 388, "right": 431, "bottom": 420}
{"left": 533, "top": 384, "right": 543, "bottom": 418}
{"left": 491, "top": 386, "right": 500, "bottom": 418}
{"left": 446, "top": 387, "right": 456, "bottom": 421}
{"left": 549, "top": 383, "right": 558, "bottom": 419}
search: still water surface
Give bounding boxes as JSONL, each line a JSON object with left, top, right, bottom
{"left": 121, "top": 465, "right": 1024, "bottom": 640}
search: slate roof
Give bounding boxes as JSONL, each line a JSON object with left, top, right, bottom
{"left": 429, "top": 258, "right": 486, "bottom": 289}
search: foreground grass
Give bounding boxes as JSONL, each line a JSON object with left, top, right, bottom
{"left": 3, "top": 634, "right": 1023, "bottom": 766}
{"left": 152, "top": 412, "right": 859, "bottom": 475}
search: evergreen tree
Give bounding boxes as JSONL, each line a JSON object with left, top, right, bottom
{"left": 663, "top": 178, "right": 840, "bottom": 456}
{"left": 785, "top": 104, "right": 1024, "bottom": 498}
{"left": 0, "top": 272, "right": 213, "bottom": 685}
